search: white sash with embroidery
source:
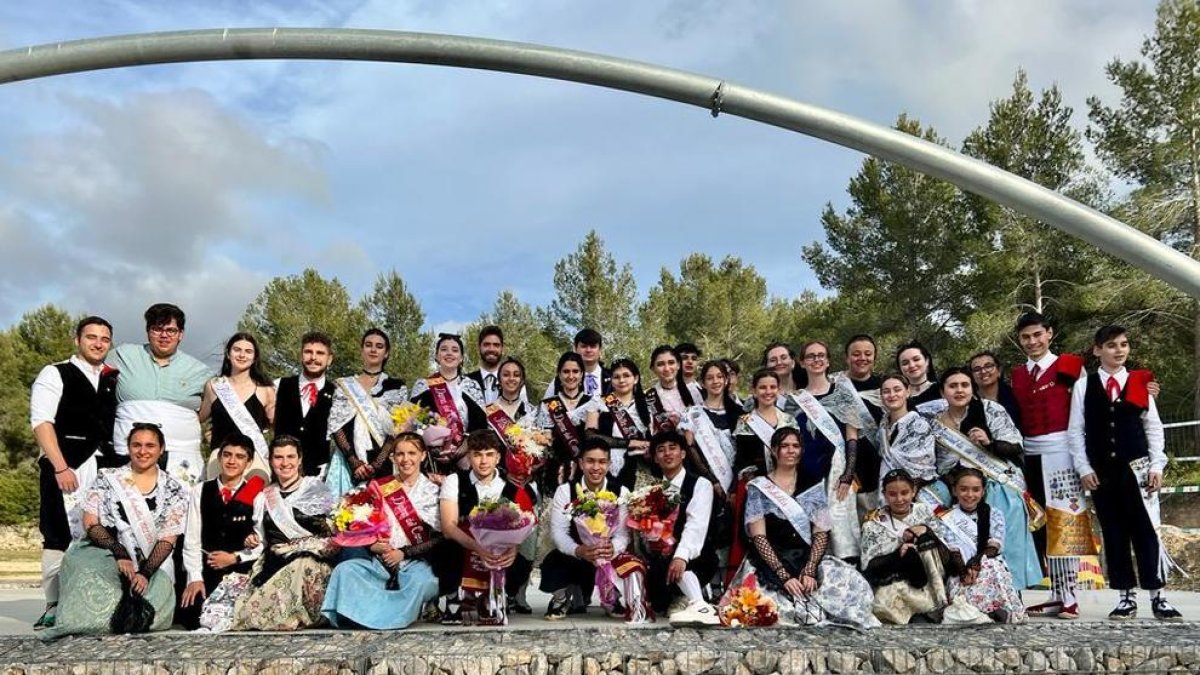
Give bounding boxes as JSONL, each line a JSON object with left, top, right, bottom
{"left": 264, "top": 483, "right": 317, "bottom": 541}
{"left": 112, "top": 469, "right": 159, "bottom": 559}
{"left": 211, "top": 377, "right": 269, "bottom": 458}
{"left": 746, "top": 411, "right": 779, "bottom": 472}
{"left": 832, "top": 373, "right": 880, "bottom": 441}
{"left": 749, "top": 477, "right": 823, "bottom": 546}
{"left": 929, "top": 422, "right": 1027, "bottom": 493}
{"left": 789, "top": 389, "right": 859, "bottom": 558}
{"left": 1128, "top": 457, "right": 1184, "bottom": 580}
{"left": 685, "top": 407, "right": 734, "bottom": 491}
{"left": 336, "top": 377, "right": 391, "bottom": 459}
{"left": 939, "top": 507, "right": 983, "bottom": 559}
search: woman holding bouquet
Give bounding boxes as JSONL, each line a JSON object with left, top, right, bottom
{"left": 43, "top": 424, "right": 189, "bottom": 638}
{"left": 322, "top": 433, "right": 443, "bottom": 629}
{"left": 582, "top": 358, "right": 653, "bottom": 490}
{"left": 534, "top": 352, "right": 593, "bottom": 494}
{"left": 326, "top": 329, "right": 409, "bottom": 496}
{"left": 231, "top": 436, "right": 339, "bottom": 631}
{"left": 411, "top": 333, "right": 488, "bottom": 477}
{"left": 735, "top": 426, "right": 879, "bottom": 628}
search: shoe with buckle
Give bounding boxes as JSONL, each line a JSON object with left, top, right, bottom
{"left": 1108, "top": 599, "right": 1137, "bottom": 621}
{"left": 545, "top": 593, "right": 570, "bottom": 621}
{"left": 1152, "top": 597, "right": 1184, "bottom": 622}
{"left": 440, "top": 598, "right": 464, "bottom": 626}
{"left": 1057, "top": 603, "right": 1080, "bottom": 620}
{"left": 668, "top": 600, "right": 723, "bottom": 627}
{"left": 1025, "top": 599, "right": 1063, "bottom": 617}
{"left": 32, "top": 604, "right": 57, "bottom": 631}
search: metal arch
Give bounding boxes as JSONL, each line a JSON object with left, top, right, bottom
{"left": 2, "top": 28, "right": 1198, "bottom": 296}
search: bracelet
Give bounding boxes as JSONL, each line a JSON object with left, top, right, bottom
{"left": 55, "top": 467, "right": 70, "bottom": 474}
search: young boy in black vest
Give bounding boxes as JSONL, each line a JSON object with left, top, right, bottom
{"left": 1067, "top": 325, "right": 1183, "bottom": 621}
{"left": 641, "top": 430, "right": 722, "bottom": 626}
{"left": 178, "top": 433, "right": 265, "bottom": 629}
{"left": 438, "top": 429, "right": 537, "bottom": 625}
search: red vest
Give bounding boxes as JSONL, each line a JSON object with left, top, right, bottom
{"left": 1010, "top": 353, "right": 1084, "bottom": 437}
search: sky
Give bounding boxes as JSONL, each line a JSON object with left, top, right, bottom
{"left": 0, "top": 0, "right": 1159, "bottom": 362}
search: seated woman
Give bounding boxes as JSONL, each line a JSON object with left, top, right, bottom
{"left": 942, "top": 468, "right": 1027, "bottom": 624}
{"left": 859, "top": 469, "right": 987, "bottom": 625}
{"left": 734, "top": 427, "right": 878, "bottom": 629}
{"left": 322, "top": 433, "right": 443, "bottom": 629}
{"left": 232, "top": 436, "right": 339, "bottom": 631}
{"left": 43, "top": 424, "right": 189, "bottom": 638}
{"left": 917, "top": 367, "right": 1042, "bottom": 592}
{"left": 582, "top": 358, "right": 653, "bottom": 490}
{"left": 877, "top": 374, "right": 940, "bottom": 505}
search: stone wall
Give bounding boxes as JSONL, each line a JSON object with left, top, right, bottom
{"left": 3, "top": 623, "right": 1198, "bottom": 674}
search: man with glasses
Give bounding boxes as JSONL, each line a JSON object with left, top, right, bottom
{"left": 968, "top": 351, "right": 1022, "bottom": 430}
{"left": 108, "top": 303, "right": 212, "bottom": 488}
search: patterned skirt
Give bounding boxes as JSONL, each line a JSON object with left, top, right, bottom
{"left": 41, "top": 541, "right": 175, "bottom": 639}
{"left": 232, "top": 555, "right": 332, "bottom": 631}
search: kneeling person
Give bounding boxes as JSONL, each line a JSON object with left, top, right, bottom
{"left": 541, "top": 437, "right": 649, "bottom": 622}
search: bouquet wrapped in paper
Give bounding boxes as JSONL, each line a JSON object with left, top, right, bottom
{"left": 330, "top": 486, "right": 389, "bottom": 547}
{"left": 624, "top": 481, "right": 681, "bottom": 557}
{"left": 718, "top": 575, "right": 779, "bottom": 627}
{"left": 571, "top": 485, "right": 652, "bottom": 623}
{"left": 467, "top": 498, "right": 537, "bottom": 624}
{"left": 503, "top": 423, "right": 551, "bottom": 483}
{"left": 391, "top": 401, "right": 455, "bottom": 462}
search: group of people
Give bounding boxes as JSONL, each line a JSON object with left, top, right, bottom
{"left": 29, "top": 302, "right": 1184, "bottom": 637}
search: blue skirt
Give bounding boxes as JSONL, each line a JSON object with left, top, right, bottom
{"left": 324, "top": 451, "right": 360, "bottom": 499}
{"left": 320, "top": 555, "right": 438, "bottom": 630}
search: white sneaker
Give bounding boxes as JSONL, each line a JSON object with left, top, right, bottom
{"left": 668, "top": 600, "right": 722, "bottom": 627}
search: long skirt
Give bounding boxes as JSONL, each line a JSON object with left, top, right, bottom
{"left": 729, "top": 553, "right": 879, "bottom": 630}
{"left": 926, "top": 479, "right": 1040, "bottom": 590}
{"left": 232, "top": 556, "right": 332, "bottom": 631}
{"left": 321, "top": 557, "right": 438, "bottom": 630}
{"left": 868, "top": 547, "right": 952, "bottom": 625}
{"left": 949, "top": 556, "right": 1027, "bottom": 623}
{"left": 41, "top": 541, "right": 175, "bottom": 639}
{"left": 323, "top": 452, "right": 361, "bottom": 499}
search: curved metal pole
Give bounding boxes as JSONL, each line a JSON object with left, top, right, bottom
{"left": 2, "top": 28, "right": 1198, "bottom": 297}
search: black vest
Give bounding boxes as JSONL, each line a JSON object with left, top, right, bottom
{"left": 671, "top": 471, "right": 703, "bottom": 542}
{"left": 273, "top": 376, "right": 336, "bottom": 474}
{"left": 53, "top": 363, "right": 118, "bottom": 467}
{"left": 198, "top": 480, "right": 256, "bottom": 583}
{"left": 1082, "top": 373, "right": 1150, "bottom": 472}
{"left": 455, "top": 470, "right": 527, "bottom": 522}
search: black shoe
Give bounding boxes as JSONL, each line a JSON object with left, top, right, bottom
{"left": 441, "top": 598, "right": 464, "bottom": 625}
{"left": 545, "top": 593, "right": 570, "bottom": 621}
{"left": 1108, "top": 599, "right": 1137, "bottom": 621}
{"left": 507, "top": 598, "right": 533, "bottom": 615}
{"left": 1152, "top": 597, "right": 1183, "bottom": 622}
{"left": 32, "top": 604, "right": 57, "bottom": 631}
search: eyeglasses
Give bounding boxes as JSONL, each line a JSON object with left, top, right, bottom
{"left": 970, "top": 363, "right": 998, "bottom": 374}
{"left": 803, "top": 354, "right": 828, "bottom": 362}
{"left": 149, "top": 326, "right": 181, "bottom": 337}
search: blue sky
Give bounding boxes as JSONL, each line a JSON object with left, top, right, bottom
{"left": 0, "top": 1, "right": 1158, "bottom": 360}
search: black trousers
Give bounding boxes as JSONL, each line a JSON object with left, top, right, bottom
{"left": 37, "top": 458, "right": 71, "bottom": 552}
{"left": 1024, "top": 454, "right": 1048, "bottom": 576}
{"left": 645, "top": 549, "right": 717, "bottom": 614}
{"left": 433, "top": 539, "right": 534, "bottom": 597}
{"left": 539, "top": 549, "right": 596, "bottom": 599}
{"left": 1092, "top": 463, "right": 1163, "bottom": 591}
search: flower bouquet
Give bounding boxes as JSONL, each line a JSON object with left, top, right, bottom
{"left": 571, "top": 487, "right": 622, "bottom": 604}
{"left": 624, "top": 481, "right": 681, "bottom": 557}
{"left": 467, "top": 498, "right": 538, "bottom": 624}
{"left": 391, "top": 401, "right": 456, "bottom": 462}
{"left": 718, "top": 575, "right": 779, "bottom": 627}
{"left": 329, "top": 486, "right": 389, "bottom": 547}
{"left": 503, "top": 423, "right": 551, "bottom": 483}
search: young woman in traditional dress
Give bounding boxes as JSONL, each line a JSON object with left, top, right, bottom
{"left": 646, "top": 345, "right": 697, "bottom": 427}
{"left": 200, "top": 333, "right": 274, "bottom": 482}
{"left": 731, "top": 426, "right": 879, "bottom": 628}
{"left": 322, "top": 433, "right": 443, "bottom": 629}
{"left": 232, "top": 436, "right": 338, "bottom": 631}
{"left": 533, "top": 352, "right": 593, "bottom": 494}
{"left": 968, "top": 351, "right": 1023, "bottom": 431}
{"left": 733, "top": 370, "right": 800, "bottom": 479}
{"left": 43, "top": 424, "right": 189, "bottom": 638}
{"left": 761, "top": 342, "right": 801, "bottom": 416}
{"left": 876, "top": 374, "right": 940, "bottom": 504}
{"left": 917, "top": 367, "right": 1042, "bottom": 591}
{"left": 410, "top": 333, "right": 487, "bottom": 479}
{"left": 583, "top": 358, "right": 652, "bottom": 490}
{"left": 941, "top": 468, "right": 1027, "bottom": 623}
{"left": 493, "top": 357, "right": 533, "bottom": 423}
{"left": 895, "top": 341, "right": 941, "bottom": 407}
{"left": 326, "top": 329, "right": 409, "bottom": 496}
{"left": 832, "top": 335, "right": 886, "bottom": 510}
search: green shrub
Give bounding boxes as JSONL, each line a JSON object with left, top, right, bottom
{"left": 0, "top": 463, "right": 39, "bottom": 525}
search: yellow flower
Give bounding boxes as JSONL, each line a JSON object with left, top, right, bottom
{"left": 584, "top": 514, "right": 608, "bottom": 535}
{"left": 595, "top": 490, "right": 618, "bottom": 503}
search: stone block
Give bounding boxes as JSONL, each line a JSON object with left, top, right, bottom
{"left": 879, "top": 650, "right": 917, "bottom": 673}
{"left": 743, "top": 650, "right": 777, "bottom": 674}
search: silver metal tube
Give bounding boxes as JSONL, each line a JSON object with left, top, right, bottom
{"left": 2, "top": 28, "right": 1198, "bottom": 296}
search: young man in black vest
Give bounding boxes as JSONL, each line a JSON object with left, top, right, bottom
{"left": 28, "top": 316, "right": 119, "bottom": 630}
{"left": 438, "top": 429, "right": 537, "bottom": 625}
{"left": 1067, "top": 325, "right": 1183, "bottom": 621}
{"left": 178, "top": 433, "right": 265, "bottom": 629}
{"left": 642, "top": 430, "right": 721, "bottom": 626}
{"left": 465, "top": 325, "right": 507, "bottom": 405}
{"left": 273, "top": 331, "right": 336, "bottom": 478}
{"left": 543, "top": 329, "right": 612, "bottom": 398}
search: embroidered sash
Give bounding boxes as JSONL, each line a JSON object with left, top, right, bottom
{"left": 749, "top": 477, "right": 822, "bottom": 546}
{"left": 485, "top": 404, "right": 517, "bottom": 447}
{"left": 545, "top": 397, "right": 582, "bottom": 456}
{"left": 790, "top": 390, "right": 859, "bottom": 558}
{"left": 1128, "top": 457, "right": 1183, "bottom": 579}
{"left": 930, "top": 422, "right": 1046, "bottom": 530}
{"left": 644, "top": 389, "right": 673, "bottom": 434}
{"left": 686, "top": 407, "right": 734, "bottom": 490}
{"left": 211, "top": 377, "right": 269, "bottom": 458}
{"left": 264, "top": 484, "right": 315, "bottom": 541}
{"left": 605, "top": 394, "right": 645, "bottom": 440}
{"left": 336, "top": 377, "right": 389, "bottom": 448}
{"left": 746, "top": 411, "right": 778, "bottom": 472}
{"left": 790, "top": 390, "right": 847, "bottom": 454}
{"left": 937, "top": 507, "right": 984, "bottom": 559}
{"left": 113, "top": 470, "right": 159, "bottom": 559}
{"left": 374, "top": 477, "right": 429, "bottom": 547}
{"left": 833, "top": 374, "right": 880, "bottom": 441}
{"left": 63, "top": 453, "right": 100, "bottom": 540}
{"left": 427, "top": 376, "right": 466, "bottom": 448}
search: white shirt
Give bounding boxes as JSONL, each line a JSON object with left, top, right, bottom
{"left": 1021, "top": 352, "right": 1077, "bottom": 455}
{"left": 549, "top": 479, "right": 630, "bottom": 558}
{"left": 29, "top": 356, "right": 105, "bottom": 428}
{"left": 477, "top": 368, "right": 500, "bottom": 405}
{"left": 1067, "top": 367, "right": 1167, "bottom": 477}
{"left": 543, "top": 364, "right": 604, "bottom": 399}
{"left": 183, "top": 478, "right": 263, "bottom": 584}
{"left": 665, "top": 468, "right": 713, "bottom": 562}
{"left": 274, "top": 374, "right": 327, "bottom": 418}
{"left": 439, "top": 470, "right": 506, "bottom": 504}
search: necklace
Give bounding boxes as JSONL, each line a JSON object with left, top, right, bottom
{"left": 499, "top": 394, "right": 521, "bottom": 404}
{"left": 361, "top": 369, "right": 383, "bottom": 377}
